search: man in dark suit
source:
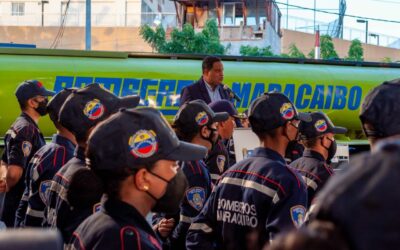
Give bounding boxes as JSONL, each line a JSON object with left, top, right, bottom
{"left": 180, "top": 56, "right": 231, "bottom": 106}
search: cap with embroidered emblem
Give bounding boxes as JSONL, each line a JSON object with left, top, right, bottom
{"left": 86, "top": 107, "right": 208, "bottom": 170}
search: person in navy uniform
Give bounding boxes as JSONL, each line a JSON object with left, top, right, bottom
{"left": 290, "top": 111, "right": 347, "bottom": 208}
{"left": 180, "top": 56, "right": 231, "bottom": 106}
{"left": 0, "top": 80, "right": 55, "bottom": 227}
{"left": 186, "top": 92, "right": 310, "bottom": 250}
{"left": 154, "top": 99, "right": 228, "bottom": 249}
{"left": 309, "top": 78, "right": 400, "bottom": 250}
{"left": 69, "top": 108, "right": 208, "bottom": 250}
{"left": 207, "top": 100, "right": 238, "bottom": 184}
{"left": 44, "top": 83, "right": 140, "bottom": 242}
{"left": 22, "top": 88, "right": 77, "bottom": 227}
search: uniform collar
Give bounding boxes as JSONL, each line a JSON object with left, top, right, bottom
{"left": 303, "top": 149, "right": 326, "bottom": 161}
{"left": 252, "top": 147, "right": 286, "bottom": 164}
{"left": 74, "top": 146, "right": 86, "bottom": 160}
{"left": 52, "top": 134, "right": 76, "bottom": 152}
{"left": 21, "top": 112, "right": 39, "bottom": 128}
{"left": 105, "top": 199, "right": 157, "bottom": 237}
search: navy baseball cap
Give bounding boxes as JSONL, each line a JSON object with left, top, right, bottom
{"left": 59, "top": 83, "right": 140, "bottom": 140}
{"left": 298, "top": 111, "right": 347, "bottom": 140}
{"left": 15, "top": 80, "right": 55, "bottom": 101}
{"left": 249, "top": 92, "right": 311, "bottom": 133}
{"left": 87, "top": 108, "right": 208, "bottom": 170}
{"left": 209, "top": 100, "right": 240, "bottom": 118}
{"left": 47, "top": 88, "right": 77, "bottom": 123}
{"left": 360, "top": 78, "right": 400, "bottom": 137}
{"left": 173, "top": 100, "right": 229, "bottom": 132}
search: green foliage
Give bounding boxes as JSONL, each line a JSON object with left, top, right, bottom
{"left": 382, "top": 57, "right": 392, "bottom": 63}
{"left": 347, "top": 39, "right": 364, "bottom": 61}
{"left": 239, "top": 45, "right": 274, "bottom": 57}
{"left": 139, "top": 19, "right": 224, "bottom": 54}
{"left": 320, "top": 35, "right": 339, "bottom": 59}
{"left": 287, "top": 43, "right": 305, "bottom": 58}
{"left": 308, "top": 49, "right": 315, "bottom": 59}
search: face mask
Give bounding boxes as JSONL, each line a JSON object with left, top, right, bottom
{"left": 285, "top": 121, "right": 300, "bottom": 143}
{"left": 322, "top": 137, "right": 337, "bottom": 164}
{"left": 146, "top": 169, "right": 188, "bottom": 214}
{"left": 201, "top": 126, "right": 218, "bottom": 150}
{"left": 34, "top": 99, "right": 48, "bottom": 116}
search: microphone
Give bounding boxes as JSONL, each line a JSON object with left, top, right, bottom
{"left": 223, "top": 84, "right": 241, "bottom": 102}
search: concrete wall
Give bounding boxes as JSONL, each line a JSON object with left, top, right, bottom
{"left": 281, "top": 29, "right": 400, "bottom": 62}
{"left": 0, "top": 26, "right": 153, "bottom": 52}
{"left": 0, "top": 0, "right": 175, "bottom": 27}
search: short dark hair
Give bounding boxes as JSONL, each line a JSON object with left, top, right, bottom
{"left": 301, "top": 137, "right": 319, "bottom": 148}
{"left": 172, "top": 125, "right": 199, "bottom": 142}
{"left": 202, "top": 56, "right": 221, "bottom": 73}
{"left": 18, "top": 99, "right": 28, "bottom": 110}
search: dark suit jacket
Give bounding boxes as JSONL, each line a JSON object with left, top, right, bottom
{"left": 179, "top": 78, "right": 231, "bottom": 106}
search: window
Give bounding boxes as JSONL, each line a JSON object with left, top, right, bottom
{"left": 223, "top": 3, "right": 244, "bottom": 26}
{"left": 11, "top": 2, "right": 24, "bottom": 16}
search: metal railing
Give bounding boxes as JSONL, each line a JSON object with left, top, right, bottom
{"left": 281, "top": 15, "right": 400, "bottom": 49}
{"left": 0, "top": 12, "right": 177, "bottom": 28}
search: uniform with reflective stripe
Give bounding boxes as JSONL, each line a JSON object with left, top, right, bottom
{"left": 23, "top": 134, "right": 75, "bottom": 227}
{"left": 205, "top": 139, "right": 230, "bottom": 184}
{"left": 1, "top": 113, "right": 45, "bottom": 227}
{"left": 153, "top": 160, "right": 212, "bottom": 250}
{"left": 289, "top": 149, "right": 333, "bottom": 207}
{"left": 69, "top": 198, "right": 162, "bottom": 250}
{"left": 44, "top": 147, "right": 95, "bottom": 242}
{"left": 186, "top": 147, "right": 308, "bottom": 250}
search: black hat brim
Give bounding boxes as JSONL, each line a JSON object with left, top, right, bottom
{"left": 332, "top": 126, "right": 347, "bottom": 134}
{"left": 297, "top": 112, "right": 312, "bottom": 122}
{"left": 212, "top": 112, "right": 229, "bottom": 123}
{"left": 119, "top": 95, "right": 140, "bottom": 109}
{"left": 41, "top": 89, "right": 56, "bottom": 97}
{"left": 165, "top": 141, "right": 208, "bottom": 161}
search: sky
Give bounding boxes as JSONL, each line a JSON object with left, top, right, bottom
{"left": 276, "top": 0, "right": 400, "bottom": 45}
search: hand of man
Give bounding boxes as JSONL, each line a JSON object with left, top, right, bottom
{"left": 157, "top": 218, "right": 176, "bottom": 238}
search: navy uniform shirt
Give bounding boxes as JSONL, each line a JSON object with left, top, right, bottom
{"left": 170, "top": 160, "right": 212, "bottom": 249}
{"left": 1, "top": 113, "right": 45, "bottom": 227}
{"left": 284, "top": 141, "right": 304, "bottom": 164}
{"left": 153, "top": 160, "right": 213, "bottom": 250}
{"left": 205, "top": 139, "right": 230, "bottom": 184}
{"left": 45, "top": 146, "right": 93, "bottom": 242}
{"left": 186, "top": 147, "right": 308, "bottom": 250}
{"left": 69, "top": 199, "right": 163, "bottom": 250}
{"left": 23, "top": 134, "right": 75, "bottom": 227}
{"left": 311, "top": 140, "right": 400, "bottom": 250}
{"left": 289, "top": 149, "right": 333, "bottom": 207}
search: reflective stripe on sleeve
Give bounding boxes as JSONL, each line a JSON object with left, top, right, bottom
{"left": 189, "top": 223, "right": 213, "bottom": 233}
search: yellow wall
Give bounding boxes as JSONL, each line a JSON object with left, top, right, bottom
{"left": 281, "top": 29, "right": 400, "bottom": 62}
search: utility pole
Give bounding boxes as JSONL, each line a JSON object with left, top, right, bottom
{"left": 357, "top": 19, "right": 368, "bottom": 44}
{"left": 86, "top": 0, "right": 91, "bottom": 50}
{"left": 40, "top": 0, "right": 49, "bottom": 27}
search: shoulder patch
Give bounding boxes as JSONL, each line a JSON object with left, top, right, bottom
{"left": 216, "top": 155, "right": 226, "bottom": 173}
{"left": 186, "top": 187, "right": 206, "bottom": 211}
{"left": 39, "top": 180, "right": 52, "bottom": 204}
{"left": 290, "top": 205, "right": 306, "bottom": 228}
{"left": 22, "top": 141, "right": 32, "bottom": 157}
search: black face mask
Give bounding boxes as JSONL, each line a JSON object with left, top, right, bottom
{"left": 285, "top": 121, "right": 300, "bottom": 142}
{"left": 34, "top": 99, "right": 48, "bottom": 116}
{"left": 146, "top": 169, "right": 188, "bottom": 214}
{"left": 201, "top": 126, "right": 218, "bottom": 150}
{"left": 322, "top": 137, "right": 337, "bottom": 164}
